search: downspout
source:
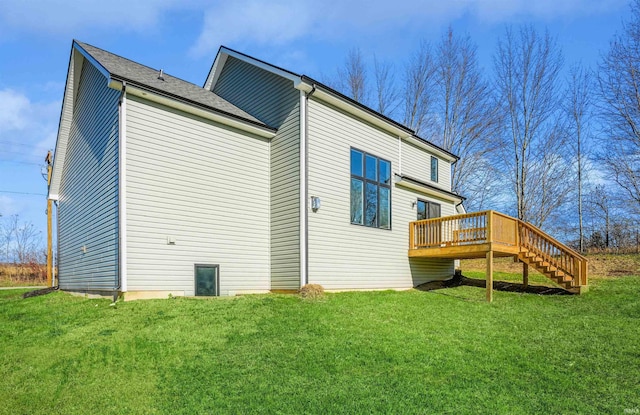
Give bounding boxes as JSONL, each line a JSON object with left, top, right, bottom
{"left": 398, "top": 136, "right": 402, "bottom": 175}
{"left": 117, "top": 82, "right": 128, "bottom": 300}
{"left": 54, "top": 200, "right": 60, "bottom": 288}
{"left": 300, "top": 85, "right": 316, "bottom": 288}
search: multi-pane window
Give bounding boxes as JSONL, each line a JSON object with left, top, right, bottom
{"left": 350, "top": 148, "right": 391, "bottom": 229}
{"left": 417, "top": 200, "right": 441, "bottom": 220}
{"left": 430, "top": 156, "right": 438, "bottom": 183}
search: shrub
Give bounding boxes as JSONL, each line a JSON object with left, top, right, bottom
{"left": 299, "top": 283, "right": 324, "bottom": 299}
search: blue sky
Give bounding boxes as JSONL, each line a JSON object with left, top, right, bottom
{"left": 0, "top": 0, "right": 631, "bottom": 242}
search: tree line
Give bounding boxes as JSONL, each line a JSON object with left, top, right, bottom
{"left": 0, "top": 214, "right": 46, "bottom": 280}
{"left": 327, "top": 1, "right": 640, "bottom": 253}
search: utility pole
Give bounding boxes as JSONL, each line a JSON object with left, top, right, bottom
{"left": 45, "top": 151, "right": 53, "bottom": 287}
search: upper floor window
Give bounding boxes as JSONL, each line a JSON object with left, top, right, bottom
{"left": 430, "top": 156, "right": 438, "bottom": 183}
{"left": 350, "top": 148, "right": 391, "bottom": 229}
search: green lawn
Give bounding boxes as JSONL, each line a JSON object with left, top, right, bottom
{"left": 1, "top": 276, "right": 639, "bottom": 414}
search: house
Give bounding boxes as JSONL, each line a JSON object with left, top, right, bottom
{"left": 48, "top": 40, "right": 467, "bottom": 300}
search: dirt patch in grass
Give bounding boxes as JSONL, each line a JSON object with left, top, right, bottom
{"left": 461, "top": 253, "right": 640, "bottom": 279}
{"left": 416, "top": 274, "right": 571, "bottom": 295}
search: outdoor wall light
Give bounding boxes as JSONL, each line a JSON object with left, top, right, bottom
{"left": 311, "top": 196, "right": 321, "bottom": 212}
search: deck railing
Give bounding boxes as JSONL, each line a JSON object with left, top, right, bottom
{"left": 409, "top": 210, "right": 588, "bottom": 288}
{"left": 409, "top": 210, "right": 519, "bottom": 249}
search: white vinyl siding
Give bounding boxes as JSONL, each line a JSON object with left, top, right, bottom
{"left": 401, "top": 140, "right": 451, "bottom": 191}
{"left": 125, "top": 96, "right": 271, "bottom": 295}
{"left": 307, "top": 98, "right": 455, "bottom": 290}
{"left": 58, "top": 60, "right": 120, "bottom": 291}
{"left": 214, "top": 56, "right": 301, "bottom": 290}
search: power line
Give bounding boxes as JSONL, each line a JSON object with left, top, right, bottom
{"left": 0, "top": 159, "right": 42, "bottom": 166}
{"left": 0, "top": 150, "right": 42, "bottom": 161}
{"left": 0, "top": 190, "right": 46, "bottom": 196}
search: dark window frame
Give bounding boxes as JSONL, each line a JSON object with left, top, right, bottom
{"left": 430, "top": 156, "right": 439, "bottom": 183}
{"left": 417, "top": 199, "right": 441, "bottom": 220}
{"left": 350, "top": 147, "right": 392, "bottom": 230}
{"left": 194, "top": 264, "right": 220, "bottom": 296}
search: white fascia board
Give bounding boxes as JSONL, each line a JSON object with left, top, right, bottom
{"left": 49, "top": 48, "right": 80, "bottom": 200}
{"left": 72, "top": 41, "right": 111, "bottom": 83}
{"left": 206, "top": 47, "right": 303, "bottom": 91}
{"left": 395, "top": 177, "right": 463, "bottom": 203}
{"left": 204, "top": 53, "right": 228, "bottom": 91}
{"left": 50, "top": 42, "right": 114, "bottom": 200}
{"left": 311, "top": 88, "right": 411, "bottom": 139}
{"left": 115, "top": 82, "right": 276, "bottom": 139}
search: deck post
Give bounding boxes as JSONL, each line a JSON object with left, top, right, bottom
{"left": 523, "top": 261, "right": 529, "bottom": 288}
{"left": 409, "top": 222, "right": 415, "bottom": 250}
{"left": 486, "top": 250, "right": 493, "bottom": 302}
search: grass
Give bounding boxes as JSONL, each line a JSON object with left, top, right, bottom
{"left": 1, "top": 264, "right": 639, "bottom": 414}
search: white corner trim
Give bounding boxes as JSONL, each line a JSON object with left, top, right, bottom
{"left": 48, "top": 194, "right": 59, "bottom": 201}
{"left": 118, "top": 88, "right": 128, "bottom": 293}
{"left": 398, "top": 136, "right": 402, "bottom": 175}
{"left": 299, "top": 90, "right": 308, "bottom": 288}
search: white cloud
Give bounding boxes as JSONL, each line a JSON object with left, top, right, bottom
{"left": 189, "top": 0, "right": 628, "bottom": 56}
{"left": 0, "top": 89, "right": 59, "bottom": 161}
{"left": 191, "top": 0, "right": 314, "bottom": 56}
{"left": 0, "top": 90, "right": 30, "bottom": 132}
{"left": 0, "top": 0, "right": 201, "bottom": 36}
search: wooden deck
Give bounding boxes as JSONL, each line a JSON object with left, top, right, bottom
{"left": 409, "top": 211, "right": 588, "bottom": 301}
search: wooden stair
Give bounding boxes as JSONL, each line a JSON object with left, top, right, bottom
{"left": 409, "top": 210, "right": 589, "bottom": 297}
{"left": 516, "top": 221, "right": 588, "bottom": 294}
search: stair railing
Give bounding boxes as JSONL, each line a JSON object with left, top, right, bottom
{"left": 517, "top": 220, "right": 588, "bottom": 288}
{"left": 409, "top": 211, "right": 588, "bottom": 288}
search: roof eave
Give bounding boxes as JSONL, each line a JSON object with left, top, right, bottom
{"left": 394, "top": 173, "right": 465, "bottom": 203}
{"left": 203, "top": 47, "right": 460, "bottom": 161}
{"left": 109, "top": 77, "right": 276, "bottom": 137}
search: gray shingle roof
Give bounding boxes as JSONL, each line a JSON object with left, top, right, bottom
{"left": 75, "top": 41, "right": 267, "bottom": 127}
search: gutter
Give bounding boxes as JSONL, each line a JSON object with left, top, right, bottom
{"left": 394, "top": 173, "right": 466, "bottom": 202}
{"left": 107, "top": 77, "right": 276, "bottom": 139}
{"left": 299, "top": 84, "right": 317, "bottom": 288}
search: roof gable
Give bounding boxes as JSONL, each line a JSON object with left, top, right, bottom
{"left": 49, "top": 41, "right": 277, "bottom": 200}
{"left": 205, "top": 46, "right": 459, "bottom": 162}
{"left": 75, "top": 42, "right": 265, "bottom": 126}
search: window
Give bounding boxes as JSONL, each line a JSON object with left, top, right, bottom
{"left": 351, "top": 148, "right": 391, "bottom": 229}
{"left": 195, "top": 264, "right": 219, "bottom": 296}
{"left": 430, "top": 156, "right": 438, "bottom": 183}
{"left": 417, "top": 200, "right": 441, "bottom": 220}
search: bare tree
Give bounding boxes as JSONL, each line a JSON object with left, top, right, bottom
{"left": 372, "top": 56, "right": 399, "bottom": 117}
{"left": 427, "top": 27, "right": 501, "bottom": 210}
{"left": 14, "top": 220, "right": 42, "bottom": 264}
{"left": 597, "top": 0, "right": 640, "bottom": 215}
{"left": 493, "top": 25, "right": 569, "bottom": 227}
{"left": 565, "top": 63, "right": 593, "bottom": 252}
{"left": 337, "top": 48, "right": 370, "bottom": 104}
{"left": 0, "top": 215, "right": 14, "bottom": 262}
{"left": 402, "top": 41, "right": 436, "bottom": 135}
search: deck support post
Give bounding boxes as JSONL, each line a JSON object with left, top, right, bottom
{"left": 523, "top": 261, "right": 529, "bottom": 288}
{"left": 486, "top": 250, "right": 493, "bottom": 302}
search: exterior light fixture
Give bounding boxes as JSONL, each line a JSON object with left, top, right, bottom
{"left": 310, "top": 196, "right": 321, "bottom": 211}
